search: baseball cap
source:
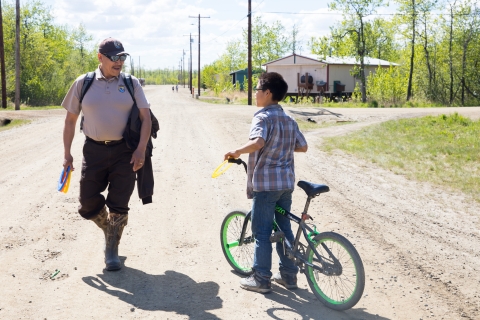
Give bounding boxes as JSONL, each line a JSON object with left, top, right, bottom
{"left": 98, "top": 37, "right": 129, "bottom": 56}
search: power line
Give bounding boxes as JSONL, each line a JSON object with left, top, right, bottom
{"left": 260, "top": 10, "right": 480, "bottom": 17}
{"left": 204, "top": 0, "right": 267, "bottom": 45}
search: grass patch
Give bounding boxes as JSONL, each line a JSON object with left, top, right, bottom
{"left": 297, "top": 119, "right": 356, "bottom": 132}
{"left": 282, "top": 99, "right": 446, "bottom": 109}
{"left": 0, "top": 105, "right": 62, "bottom": 111}
{"left": 0, "top": 119, "right": 31, "bottom": 132}
{"left": 321, "top": 113, "right": 480, "bottom": 200}
{"left": 198, "top": 90, "right": 249, "bottom": 105}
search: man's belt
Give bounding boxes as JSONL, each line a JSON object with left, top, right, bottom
{"left": 86, "top": 136, "right": 125, "bottom": 146}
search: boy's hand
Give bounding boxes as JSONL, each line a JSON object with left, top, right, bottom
{"left": 224, "top": 151, "right": 240, "bottom": 161}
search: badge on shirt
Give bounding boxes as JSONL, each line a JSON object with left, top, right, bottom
{"left": 118, "top": 85, "right": 125, "bottom": 93}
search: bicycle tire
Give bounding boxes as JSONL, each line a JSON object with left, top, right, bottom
{"left": 220, "top": 211, "right": 254, "bottom": 276}
{"left": 305, "top": 232, "right": 365, "bottom": 311}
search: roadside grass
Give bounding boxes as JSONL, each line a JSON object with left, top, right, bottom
{"left": 321, "top": 113, "right": 480, "bottom": 201}
{"left": 283, "top": 98, "right": 445, "bottom": 109}
{"left": 0, "top": 119, "right": 31, "bottom": 132}
{"left": 198, "top": 90, "right": 249, "bottom": 105}
{"left": 297, "top": 119, "right": 355, "bottom": 132}
{"left": 199, "top": 90, "right": 446, "bottom": 108}
{"left": 0, "top": 105, "right": 62, "bottom": 111}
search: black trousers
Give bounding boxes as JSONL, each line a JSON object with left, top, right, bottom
{"left": 78, "top": 138, "right": 136, "bottom": 219}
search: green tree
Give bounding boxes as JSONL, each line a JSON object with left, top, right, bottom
{"left": 328, "top": 0, "right": 385, "bottom": 102}
{"left": 242, "top": 16, "right": 290, "bottom": 71}
{"left": 1, "top": 1, "right": 98, "bottom": 105}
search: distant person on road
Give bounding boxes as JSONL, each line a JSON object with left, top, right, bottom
{"left": 224, "top": 72, "right": 308, "bottom": 293}
{"left": 61, "top": 37, "right": 152, "bottom": 271}
{"left": 172, "top": 86, "right": 174, "bottom": 92}
{"left": 176, "top": 84, "right": 178, "bottom": 92}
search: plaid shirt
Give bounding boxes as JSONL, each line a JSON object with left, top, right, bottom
{"left": 246, "top": 104, "right": 307, "bottom": 199}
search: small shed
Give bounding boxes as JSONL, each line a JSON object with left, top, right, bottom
{"left": 229, "top": 68, "right": 248, "bottom": 90}
{"left": 263, "top": 54, "right": 398, "bottom": 99}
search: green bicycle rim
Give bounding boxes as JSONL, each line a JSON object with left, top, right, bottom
{"left": 307, "top": 238, "right": 359, "bottom": 305}
{"left": 222, "top": 213, "right": 252, "bottom": 272}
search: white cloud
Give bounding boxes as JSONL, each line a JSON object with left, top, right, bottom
{"left": 43, "top": 0, "right": 395, "bottom": 69}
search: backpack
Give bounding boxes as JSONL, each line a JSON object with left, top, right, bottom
{"left": 79, "top": 72, "right": 159, "bottom": 139}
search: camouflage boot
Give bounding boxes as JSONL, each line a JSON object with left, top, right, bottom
{"left": 90, "top": 206, "right": 108, "bottom": 238}
{"left": 105, "top": 214, "right": 128, "bottom": 271}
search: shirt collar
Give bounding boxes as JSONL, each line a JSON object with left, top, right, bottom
{"left": 96, "top": 65, "right": 119, "bottom": 81}
{"left": 254, "top": 104, "right": 283, "bottom": 116}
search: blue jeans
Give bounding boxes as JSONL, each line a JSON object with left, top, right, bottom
{"left": 251, "top": 190, "right": 298, "bottom": 280}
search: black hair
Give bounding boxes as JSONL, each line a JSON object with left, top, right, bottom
{"left": 258, "top": 72, "right": 288, "bottom": 102}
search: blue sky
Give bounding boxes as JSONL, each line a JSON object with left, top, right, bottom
{"left": 40, "top": 0, "right": 391, "bottom": 70}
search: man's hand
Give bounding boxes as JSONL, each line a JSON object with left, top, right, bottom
{"left": 131, "top": 148, "right": 146, "bottom": 172}
{"left": 63, "top": 111, "right": 78, "bottom": 172}
{"left": 63, "top": 154, "right": 74, "bottom": 171}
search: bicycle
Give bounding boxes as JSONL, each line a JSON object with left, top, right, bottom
{"left": 219, "top": 158, "right": 365, "bottom": 311}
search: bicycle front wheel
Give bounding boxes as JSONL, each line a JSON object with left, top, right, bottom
{"left": 305, "top": 232, "right": 365, "bottom": 311}
{"left": 220, "top": 211, "right": 254, "bottom": 276}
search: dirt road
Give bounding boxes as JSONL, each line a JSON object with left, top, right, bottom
{"left": 1, "top": 86, "right": 479, "bottom": 319}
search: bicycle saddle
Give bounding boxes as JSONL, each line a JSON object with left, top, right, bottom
{"left": 297, "top": 181, "right": 330, "bottom": 197}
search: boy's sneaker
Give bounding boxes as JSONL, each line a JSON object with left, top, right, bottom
{"left": 273, "top": 272, "right": 298, "bottom": 289}
{"left": 240, "top": 274, "right": 272, "bottom": 293}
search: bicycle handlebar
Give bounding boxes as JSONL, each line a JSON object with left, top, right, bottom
{"left": 227, "top": 158, "right": 247, "bottom": 173}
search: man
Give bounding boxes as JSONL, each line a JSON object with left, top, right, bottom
{"left": 224, "top": 72, "right": 308, "bottom": 293}
{"left": 62, "top": 37, "right": 152, "bottom": 271}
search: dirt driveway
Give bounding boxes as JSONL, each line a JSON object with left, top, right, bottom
{"left": 0, "top": 86, "right": 479, "bottom": 319}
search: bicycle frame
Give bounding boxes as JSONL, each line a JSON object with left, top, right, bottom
{"left": 227, "top": 158, "right": 342, "bottom": 276}
{"left": 237, "top": 198, "right": 341, "bottom": 275}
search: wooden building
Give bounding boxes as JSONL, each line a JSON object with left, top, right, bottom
{"left": 262, "top": 54, "right": 398, "bottom": 100}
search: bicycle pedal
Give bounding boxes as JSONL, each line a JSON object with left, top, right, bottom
{"left": 269, "top": 231, "right": 285, "bottom": 243}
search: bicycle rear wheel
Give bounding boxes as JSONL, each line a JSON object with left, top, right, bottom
{"left": 305, "top": 232, "right": 365, "bottom": 311}
{"left": 220, "top": 211, "right": 254, "bottom": 276}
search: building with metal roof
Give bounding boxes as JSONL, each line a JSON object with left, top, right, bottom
{"left": 262, "top": 53, "right": 398, "bottom": 99}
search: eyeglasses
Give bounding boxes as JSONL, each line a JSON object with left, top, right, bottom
{"left": 254, "top": 87, "right": 265, "bottom": 91}
{"left": 102, "top": 53, "right": 128, "bottom": 62}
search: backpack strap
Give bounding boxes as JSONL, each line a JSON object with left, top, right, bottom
{"left": 79, "top": 71, "right": 95, "bottom": 132}
{"left": 121, "top": 73, "right": 136, "bottom": 104}
{"left": 80, "top": 71, "right": 95, "bottom": 103}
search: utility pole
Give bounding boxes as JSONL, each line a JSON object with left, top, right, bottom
{"left": 130, "top": 56, "right": 134, "bottom": 76}
{"left": 247, "top": 0, "right": 253, "bottom": 105}
{"left": 15, "top": 0, "right": 20, "bottom": 110}
{"left": 0, "top": 0, "right": 7, "bottom": 108}
{"left": 190, "top": 35, "right": 193, "bottom": 92}
{"left": 182, "top": 49, "right": 186, "bottom": 88}
{"left": 184, "top": 33, "right": 197, "bottom": 91}
{"left": 138, "top": 56, "right": 141, "bottom": 79}
{"left": 189, "top": 14, "right": 209, "bottom": 97}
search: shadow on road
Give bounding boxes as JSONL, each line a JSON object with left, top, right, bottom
{"left": 288, "top": 108, "right": 343, "bottom": 118}
{"left": 82, "top": 259, "right": 222, "bottom": 319}
{"left": 264, "top": 283, "right": 390, "bottom": 320}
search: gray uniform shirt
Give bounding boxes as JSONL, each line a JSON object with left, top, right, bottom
{"left": 62, "top": 67, "right": 150, "bottom": 141}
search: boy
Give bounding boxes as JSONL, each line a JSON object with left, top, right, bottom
{"left": 224, "top": 72, "right": 308, "bottom": 293}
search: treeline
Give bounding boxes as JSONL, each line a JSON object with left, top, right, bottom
{"left": 2, "top": 0, "right": 98, "bottom": 106}
{"left": 203, "top": 1, "right": 480, "bottom": 106}
{"left": 141, "top": 69, "right": 195, "bottom": 86}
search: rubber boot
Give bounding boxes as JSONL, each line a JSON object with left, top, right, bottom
{"left": 105, "top": 214, "right": 128, "bottom": 271}
{"left": 90, "top": 206, "right": 108, "bottom": 238}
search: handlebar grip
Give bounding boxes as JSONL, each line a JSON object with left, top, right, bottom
{"left": 228, "top": 158, "right": 243, "bottom": 165}
{"left": 227, "top": 158, "right": 247, "bottom": 174}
